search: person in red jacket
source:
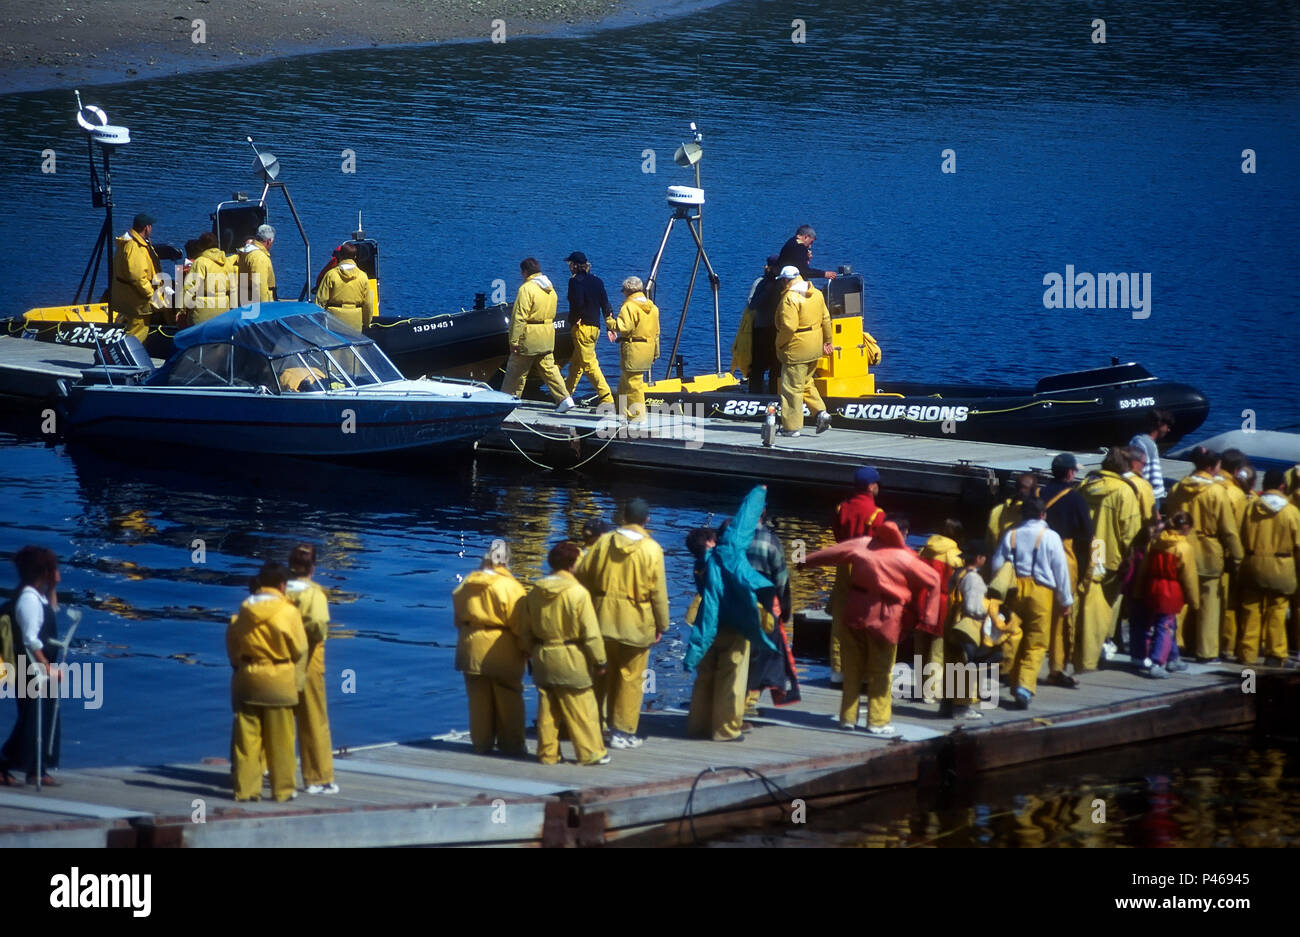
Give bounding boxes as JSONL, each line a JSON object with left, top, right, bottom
{"left": 828, "top": 466, "right": 886, "bottom": 686}
{"left": 802, "top": 522, "right": 941, "bottom": 737}
{"left": 1134, "top": 513, "right": 1199, "bottom": 677}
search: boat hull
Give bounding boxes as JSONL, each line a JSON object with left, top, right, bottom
{"left": 641, "top": 377, "right": 1209, "bottom": 450}
{"left": 64, "top": 385, "right": 518, "bottom": 458}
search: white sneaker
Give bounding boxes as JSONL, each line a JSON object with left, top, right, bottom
{"left": 609, "top": 733, "right": 641, "bottom": 750}
{"left": 867, "top": 723, "right": 900, "bottom": 738}
{"left": 306, "top": 783, "right": 340, "bottom": 795}
{"left": 587, "top": 754, "right": 612, "bottom": 765}
{"left": 829, "top": 670, "right": 844, "bottom": 686}
{"left": 1102, "top": 640, "right": 1118, "bottom": 661}
{"left": 839, "top": 722, "right": 855, "bottom": 731}
{"left": 555, "top": 396, "right": 576, "bottom": 414}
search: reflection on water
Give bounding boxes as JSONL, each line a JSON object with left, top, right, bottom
{"left": 701, "top": 731, "right": 1300, "bottom": 848}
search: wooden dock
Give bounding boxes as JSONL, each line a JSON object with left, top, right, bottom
{"left": 482, "top": 404, "right": 1192, "bottom": 505}
{"left": 2, "top": 660, "right": 1294, "bottom": 847}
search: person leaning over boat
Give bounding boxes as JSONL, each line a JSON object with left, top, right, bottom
{"left": 992, "top": 498, "right": 1074, "bottom": 709}
{"left": 776, "top": 224, "right": 836, "bottom": 281}
{"left": 1128, "top": 408, "right": 1175, "bottom": 509}
{"left": 236, "top": 224, "right": 277, "bottom": 305}
{"left": 828, "top": 466, "right": 887, "bottom": 686}
{"left": 227, "top": 561, "right": 307, "bottom": 802}
{"left": 450, "top": 540, "right": 528, "bottom": 757}
{"left": 1074, "top": 448, "right": 1141, "bottom": 671}
{"left": 182, "top": 231, "right": 238, "bottom": 325}
{"left": 605, "top": 276, "right": 660, "bottom": 423}
{"left": 518, "top": 541, "right": 610, "bottom": 766}
{"left": 0, "top": 547, "right": 64, "bottom": 787}
{"left": 1235, "top": 469, "right": 1300, "bottom": 666}
{"left": 563, "top": 251, "right": 614, "bottom": 405}
{"left": 800, "top": 521, "right": 941, "bottom": 736}
{"left": 575, "top": 497, "right": 669, "bottom": 749}
{"left": 110, "top": 211, "right": 164, "bottom": 342}
{"left": 286, "top": 544, "right": 338, "bottom": 794}
{"left": 502, "top": 258, "right": 576, "bottom": 413}
{"left": 1038, "top": 454, "right": 1093, "bottom": 689}
{"left": 1164, "top": 447, "right": 1244, "bottom": 662}
{"left": 314, "top": 242, "right": 375, "bottom": 333}
{"left": 774, "top": 265, "right": 833, "bottom": 438}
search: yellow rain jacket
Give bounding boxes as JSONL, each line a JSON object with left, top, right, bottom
{"left": 1239, "top": 491, "right": 1300, "bottom": 595}
{"left": 985, "top": 497, "right": 1023, "bottom": 549}
{"left": 236, "top": 242, "right": 276, "bottom": 303}
{"left": 775, "top": 279, "right": 832, "bottom": 365}
{"left": 184, "top": 247, "right": 238, "bottom": 322}
{"left": 576, "top": 525, "right": 670, "bottom": 647}
{"left": 509, "top": 273, "right": 558, "bottom": 355}
{"left": 286, "top": 578, "right": 330, "bottom": 646}
{"left": 226, "top": 588, "right": 308, "bottom": 708}
{"left": 1078, "top": 470, "right": 1140, "bottom": 575}
{"left": 1285, "top": 466, "right": 1300, "bottom": 512}
{"left": 518, "top": 570, "right": 606, "bottom": 689}
{"left": 316, "top": 260, "right": 375, "bottom": 331}
{"left": 451, "top": 566, "right": 527, "bottom": 682}
{"left": 607, "top": 291, "right": 660, "bottom": 372}
{"left": 1122, "top": 471, "right": 1156, "bottom": 523}
{"left": 1164, "top": 471, "right": 1245, "bottom": 578}
{"left": 729, "top": 307, "right": 754, "bottom": 378}
{"left": 1214, "top": 470, "right": 1249, "bottom": 530}
{"left": 920, "top": 534, "right": 963, "bottom": 569}
{"left": 110, "top": 229, "right": 159, "bottom": 320}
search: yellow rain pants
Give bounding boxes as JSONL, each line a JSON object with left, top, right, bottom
{"left": 596, "top": 640, "right": 649, "bottom": 736}
{"left": 840, "top": 628, "right": 898, "bottom": 727}
{"left": 1010, "top": 576, "right": 1055, "bottom": 695}
{"left": 232, "top": 703, "right": 296, "bottom": 801}
{"left": 686, "top": 627, "right": 750, "bottom": 740}
{"left": 1075, "top": 572, "right": 1122, "bottom": 672}
{"left": 566, "top": 323, "right": 613, "bottom": 402}
{"left": 1236, "top": 585, "right": 1290, "bottom": 663}
{"left": 295, "top": 642, "right": 335, "bottom": 785}
{"left": 502, "top": 351, "right": 569, "bottom": 402}
{"left": 536, "top": 686, "right": 606, "bottom": 765}
{"left": 463, "top": 673, "right": 526, "bottom": 756}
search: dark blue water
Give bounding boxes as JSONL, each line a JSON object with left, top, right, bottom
{"left": 0, "top": 0, "right": 1297, "bottom": 771}
{"left": 2, "top": 0, "right": 1297, "bottom": 436}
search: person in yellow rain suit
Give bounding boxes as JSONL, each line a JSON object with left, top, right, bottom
{"left": 183, "top": 231, "right": 238, "bottom": 325}
{"left": 518, "top": 541, "right": 610, "bottom": 766}
{"left": 605, "top": 276, "right": 660, "bottom": 423}
{"left": 110, "top": 212, "right": 163, "bottom": 342}
{"left": 916, "top": 520, "right": 964, "bottom": 702}
{"left": 227, "top": 561, "right": 307, "bottom": 802}
{"left": 451, "top": 539, "right": 528, "bottom": 756}
{"left": 314, "top": 243, "right": 376, "bottom": 332}
{"left": 1074, "top": 449, "right": 1141, "bottom": 672}
{"left": 502, "top": 258, "right": 575, "bottom": 411}
{"left": 285, "top": 544, "right": 337, "bottom": 794}
{"left": 941, "top": 539, "right": 993, "bottom": 719}
{"left": 773, "top": 266, "right": 833, "bottom": 437}
{"left": 1287, "top": 464, "right": 1300, "bottom": 656}
{"left": 1236, "top": 470, "right": 1300, "bottom": 665}
{"left": 992, "top": 498, "right": 1075, "bottom": 708}
{"left": 1214, "top": 449, "right": 1251, "bottom": 659}
{"left": 1164, "top": 447, "right": 1245, "bottom": 661}
{"left": 235, "top": 224, "right": 277, "bottom": 304}
{"left": 576, "top": 497, "right": 669, "bottom": 749}
{"left": 985, "top": 473, "right": 1039, "bottom": 550}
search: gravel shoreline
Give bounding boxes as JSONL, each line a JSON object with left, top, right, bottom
{"left": 1, "top": 0, "right": 641, "bottom": 94}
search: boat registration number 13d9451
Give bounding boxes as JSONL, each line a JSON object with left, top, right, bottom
{"left": 1119, "top": 396, "right": 1157, "bottom": 409}
{"left": 56, "top": 325, "right": 127, "bottom": 345}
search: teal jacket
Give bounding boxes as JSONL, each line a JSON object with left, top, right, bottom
{"left": 684, "top": 486, "right": 778, "bottom": 671}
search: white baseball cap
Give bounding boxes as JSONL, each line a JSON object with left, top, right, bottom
{"left": 777, "top": 265, "right": 801, "bottom": 280}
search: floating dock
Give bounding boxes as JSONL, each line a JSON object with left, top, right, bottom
{"left": 482, "top": 404, "right": 1192, "bottom": 505}
{"left": 2, "top": 661, "right": 1293, "bottom": 847}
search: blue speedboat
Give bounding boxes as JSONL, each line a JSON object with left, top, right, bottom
{"left": 59, "top": 302, "right": 518, "bottom": 458}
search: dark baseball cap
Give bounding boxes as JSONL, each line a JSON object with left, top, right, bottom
{"left": 565, "top": 251, "right": 588, "bottom": 264}
{"left": 1051, "top": 453, "right": 1079, "bottom": 474}
{"left": 132, "top": 212, "right": 157, "bottom": 229}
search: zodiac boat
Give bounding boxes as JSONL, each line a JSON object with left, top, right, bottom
{"left": 57, "top": 302, "right": 519, "bottom": 458}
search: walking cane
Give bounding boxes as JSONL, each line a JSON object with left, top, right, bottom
{"left": 45, "top": 608, "right": 81, "bottom": 765}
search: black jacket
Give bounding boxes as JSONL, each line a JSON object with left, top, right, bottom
{"left": 776, "top": 237, "right": 819, "bottom": 280}
{"left": 567, "top": 271, "right": 613, "bottom": 327}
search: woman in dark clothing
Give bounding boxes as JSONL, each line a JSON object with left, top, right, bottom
{"left": 1, "top": 546, "right": 63, "bottom": 786}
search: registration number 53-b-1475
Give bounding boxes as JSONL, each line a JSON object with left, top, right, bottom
{"left": 1118, "top": 396, "right": 1156, "bottom": 409}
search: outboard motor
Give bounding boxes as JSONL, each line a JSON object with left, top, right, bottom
{"left": 82, "top": 334, "right": 155, "bottom": 386}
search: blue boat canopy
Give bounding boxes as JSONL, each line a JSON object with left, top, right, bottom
{"left": 173, "top": 302, "right": 368, "bottom": 358}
